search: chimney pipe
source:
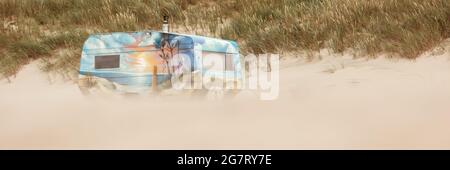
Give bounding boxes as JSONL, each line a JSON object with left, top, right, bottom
{"left": 162, "top": 15, "right": 169, "bottom": 33}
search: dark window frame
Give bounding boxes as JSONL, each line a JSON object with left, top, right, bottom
{"left": 95, "top": 55, "right": 120, "bottom": 69}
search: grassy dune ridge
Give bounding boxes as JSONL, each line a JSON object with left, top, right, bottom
{"left": 0, "top": 0, "right": 449, "bottom": 78}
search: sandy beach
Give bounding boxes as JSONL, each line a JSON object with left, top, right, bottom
{"left": 1, "top": 41, "right": 449, "bottom": 149}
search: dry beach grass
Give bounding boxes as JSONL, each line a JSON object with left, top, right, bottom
{"left": 1, "top": 0, "right": 449, "bottom": 77}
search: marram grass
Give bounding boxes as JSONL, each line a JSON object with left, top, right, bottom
{"left": 0, "top": 0, "right": 449, "bottom": 77}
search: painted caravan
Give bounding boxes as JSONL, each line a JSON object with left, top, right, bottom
{"left": 77, "top": 28, "right": 242, "bottom": 95}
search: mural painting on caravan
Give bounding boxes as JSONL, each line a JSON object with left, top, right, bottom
{"left": 78, "top": 31, "right": 242, "bottom": 94}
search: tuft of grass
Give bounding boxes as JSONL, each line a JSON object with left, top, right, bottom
{"left": 0, "top": 52, "right": 22, "bottom": 80}
{"left": 42, "top": 31, "right": 89, "bottom": 49}
{"left": 40, "top": 48, "right": 81, "bottom": 80}
{"left": 8, "top": 40, "right": 51, "bottom": 60}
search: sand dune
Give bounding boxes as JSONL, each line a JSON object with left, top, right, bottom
{"left": 1, "top": 42, "right": 450, "bottom": 149}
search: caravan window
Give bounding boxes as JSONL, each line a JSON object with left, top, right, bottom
{"left": 95, "top": 55, "right": 120, "bottom": 69}
{"left": 225, "top": 54, "right": 234, "bottom": 71}
{"left": 203, "top": 53, "right": 235, "bottom": 72}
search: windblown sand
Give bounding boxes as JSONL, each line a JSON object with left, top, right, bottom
{"left": 1, "top": 44, "right": 450, "bottom": 149}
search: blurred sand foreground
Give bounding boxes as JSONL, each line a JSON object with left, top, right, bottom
{"left": 1, "top": 42, "right": 450, "bottom": 149}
